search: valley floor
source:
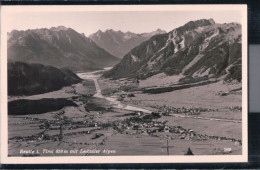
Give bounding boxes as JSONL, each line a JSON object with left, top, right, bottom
{"left": 8, "top": 71, "right": 243, "bottom": 156}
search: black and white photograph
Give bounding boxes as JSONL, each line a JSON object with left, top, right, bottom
{"left": 0, "top": 5, "right": 247, "bottom": 163}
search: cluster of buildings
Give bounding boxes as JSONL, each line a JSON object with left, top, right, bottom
{"left": 227, "top": 106, "right": 242, "bottom": 112}
{"left": 152, "top": 105, "right": 219, "bottom": 115}
{"left": 110, "top": 112, "right": 242, "bottom": 145}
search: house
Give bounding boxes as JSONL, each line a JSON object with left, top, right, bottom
{"left": 164, "top": 126, "right": 170, "bottom": 133}
{"left": 132, "top": 125, "right": 139, "bottom": 130}
{"left": 179, "top": 135, "right": 185, "bottom": 139}
{"left": 189, "top": 129, "right": 194, "bottom": 133}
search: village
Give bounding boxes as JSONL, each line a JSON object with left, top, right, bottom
{"left": 9, "top": 103, "right": 242, "bottom": 155}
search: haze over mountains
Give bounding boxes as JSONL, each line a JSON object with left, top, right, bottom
{"left": 8, "top": 26, "right": 119, "bottom": 72}
{"left": 89, "top": 29, "right": 166, "bottom": 58}
{"left": 103, "top": 19, "right": 242, "bottom": 83}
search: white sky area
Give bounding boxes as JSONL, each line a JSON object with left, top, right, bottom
{"left": 5, "top": 9, "right": 242, "bottom": 36}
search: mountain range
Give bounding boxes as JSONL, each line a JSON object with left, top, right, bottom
{"left": 8, "top": 26, "right": 119, "bottom": 72}
{"left": 103, "top": 19, "right": 242, "bottom": 83}
{"left": 89, "top": 29, "right": 166, "bottom": 58}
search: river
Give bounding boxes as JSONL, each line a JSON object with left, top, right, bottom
{"left": 77, "top": 69, "right": 152, "bottom": 113}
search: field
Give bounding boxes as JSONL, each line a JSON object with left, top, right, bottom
{"left": 8, "top": 71, "right": 242, "bottom": 156}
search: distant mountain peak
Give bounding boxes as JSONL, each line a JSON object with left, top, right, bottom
{"left": 208, "top": 18, "right": 215, "bottom": 24}
{"left": 97, "top": 29, "right": 102, "bottom": 33}
{"left": 155, "top": 28, "right": 165, "bottom": 32}
{"left": 126, "top": 31, "right": 134, "bottom": 34}
{"left": 89, "top": 29, "right": 167, "bottom": 58}
{"left": 50, "top": 26, "right": 69, "bottom": 31}
{"left": 175, "top": 18, "right": 215, "bottom": 33}
{"left": 105, "top": 29, "right": 118, "bottom": 33}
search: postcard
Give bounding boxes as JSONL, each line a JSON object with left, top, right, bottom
{"left": 1, "top": 4, "right": 248, "bottom": 164}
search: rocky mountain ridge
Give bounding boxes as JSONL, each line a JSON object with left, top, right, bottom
{"left": 103, "top": 19, "right": 242, "bottom": 83}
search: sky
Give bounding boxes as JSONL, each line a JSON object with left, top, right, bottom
{"left": 3, "top": 6, "right": 243, "bottom": 36}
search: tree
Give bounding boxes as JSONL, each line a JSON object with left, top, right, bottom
{"left": 185, "top": 147, "right": 194, "bottom": 155}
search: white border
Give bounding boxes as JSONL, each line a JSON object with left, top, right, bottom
{"left": 0, "top": 5, "right": 248, "bottom": 164}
